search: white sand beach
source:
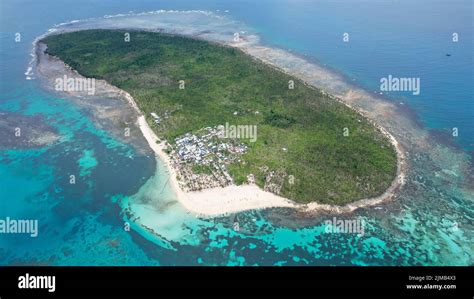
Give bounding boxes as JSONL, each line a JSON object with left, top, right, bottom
{"left": 137, "top": 114, "right": 297, "bottom": 216}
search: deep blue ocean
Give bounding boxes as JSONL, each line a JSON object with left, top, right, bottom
{"left": 1, "top": 0, "right": 472, "bottom": 265}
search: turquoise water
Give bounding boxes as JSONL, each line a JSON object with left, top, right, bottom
{"left": 0, "top": 1, "right": 472, "bottom": 265}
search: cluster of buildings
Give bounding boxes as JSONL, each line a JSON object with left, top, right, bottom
{"left": 150, "top": 111, "right": 173, "bottom": 125}
{"left": 159, "top": 120, "right": 290, "bottom": 194}
{"left": 175, "top": 126, "right": 247, "bottom": 164}
{"left": 169, "top": 126, "right": 248, "bottom": 191}
{"left": 259, "top": 166, "right": 288, "bottom": 195}
{"left": 263, "top": 169, "right": 288, "bottom": 195}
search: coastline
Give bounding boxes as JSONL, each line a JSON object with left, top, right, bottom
{"left": 126, "top": 79, "right": 405, "bottom": 216}
{"left": 35, "top": 33, "right": 406, "bottom": 217}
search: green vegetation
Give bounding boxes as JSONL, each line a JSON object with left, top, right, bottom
{"left": 42, "top": 29, "right": 397, "bottom": 205}
{"left": 192, "top": 164, "right": 213, "bottom": 176}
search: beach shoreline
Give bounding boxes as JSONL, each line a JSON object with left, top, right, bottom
{"left": 35, "top": 32, "right": 406, "bottom": 217}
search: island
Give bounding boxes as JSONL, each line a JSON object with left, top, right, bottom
{"left": 40, "top": 29, "right": 399, "bottom": 215}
